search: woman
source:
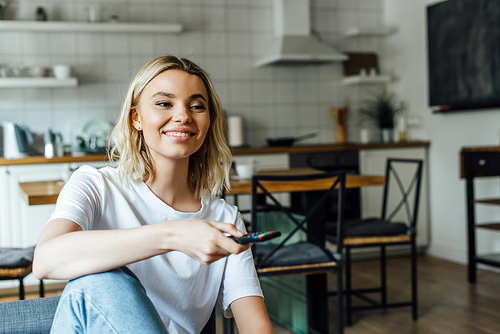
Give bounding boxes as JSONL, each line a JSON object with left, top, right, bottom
{"left": 33, "top": 55, "right": 274, "bottom": 334}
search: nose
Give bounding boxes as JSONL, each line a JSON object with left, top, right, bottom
{"left": 172, "top": 104, "right": 192, "bottom": 123}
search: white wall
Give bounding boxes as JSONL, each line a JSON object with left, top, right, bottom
{"left": 383, "top": 0, "right": 500, "bottom": 265}
{"left": 0, "top": 0, "right": 385, "bottom": 149}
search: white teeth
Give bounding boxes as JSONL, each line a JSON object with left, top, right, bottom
{"left": 165, "top": 132, "right": 191, "bottom": 137}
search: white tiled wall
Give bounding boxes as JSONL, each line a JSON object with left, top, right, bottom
{"left": 0, "top": 0, "right": 385, "bottom": 147}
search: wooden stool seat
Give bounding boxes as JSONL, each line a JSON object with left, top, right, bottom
{"left": 0, "top": 247, "right": 44, "bottom": 300}
{"left": 257, "top": 261, "right": 338, "bottom": 276}
{"left": 330, "top": 234, "right": 412, "bottom": 246}
{"left": 0, "top": 266, "right": 32, "bottom": 278}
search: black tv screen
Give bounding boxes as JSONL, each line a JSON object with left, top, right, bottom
{"left": 427, "top": 0, "right": 500, "bottom": 112}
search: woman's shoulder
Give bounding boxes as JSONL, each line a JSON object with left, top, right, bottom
{"left": 70, "top": 165, "right": 119, "bottom": 187}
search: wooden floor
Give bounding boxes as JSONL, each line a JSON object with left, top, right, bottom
{"left": 332, "top": 255, "right": 500, "bottom": 334}
{"left": 2, "top": 255, "right": 499, "bottom": 334}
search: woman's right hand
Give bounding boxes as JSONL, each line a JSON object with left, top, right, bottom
{"left": 159, "top": 219, "right": 251, "bottom": 265}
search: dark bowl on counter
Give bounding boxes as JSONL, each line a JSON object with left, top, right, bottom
{"left": 266, "top": 133, "right": 318, "bottom": 147}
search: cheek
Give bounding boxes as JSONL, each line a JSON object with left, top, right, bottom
{"left": 199, "top": 118, "right": 211, "bottom": 140}
{"left": 143, "top": 112, "right": 164, "bottom": 128}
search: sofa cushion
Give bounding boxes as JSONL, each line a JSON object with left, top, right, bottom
{"left": 0, "top": 296, "right": 59, "bottom": 334}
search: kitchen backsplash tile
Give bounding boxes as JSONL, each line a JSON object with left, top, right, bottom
{"left": 155, "top": 34, "right": 180, "bottom": 55}
{"left": 252, "top": 82, "right": 274, "bottom": 105}
{"left": 77, "top": 34, "right": 103, "bottom": 55}
{"left": 52, "top": 87, "right": 79, "bottom": 108}
{"left": 103, "top": 34, "right": 129, "bottom": 55}
{"left": 227, "top": 7, "right": 250, "bottom": 31}
{"left": 21, "top": 32, "right": 50, "bottom": 55}
{"left": 76, "top": 56, "right": 105, "bottom": 81}
{"left": 1, "top": 0, "right": 385, "bottom": 147}
{"left": 0, "top": 89, "right": 23, "bottom": 108}
{"left": 0, "top": 32, "right": 22, "bottom": 54}
{"left": 50, "top": 33, "right": 77, "bottom": 55}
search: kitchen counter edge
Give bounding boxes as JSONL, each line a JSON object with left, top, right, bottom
{"left": 0, "top": 154, "right": 110, "bottom": 166}
{"left": 231, "top": 141, "right": 430, "bottom": 155}
{"left": 0, "top": 141, "right": 430, "bottom": 165}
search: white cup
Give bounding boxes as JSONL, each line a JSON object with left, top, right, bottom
{"left": 53, "top": 65, "right": 71, "bottom": 79}
{"left": 235, "top": 164, "right": 254, "bottom": 179}
{"left": 360, "top": 129, "right": 370, "bottom": 143}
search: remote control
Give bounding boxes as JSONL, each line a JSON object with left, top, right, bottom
{"left": 230, "top": 231, "right": 281, "bottom": 244}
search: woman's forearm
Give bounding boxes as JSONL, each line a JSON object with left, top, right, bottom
{"left": 33, "top": 220, "right": 167, "bottom": 280}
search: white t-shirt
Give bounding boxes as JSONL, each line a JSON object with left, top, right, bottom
{"left": 49, "top": 165, "right": 263, "bottom": 334}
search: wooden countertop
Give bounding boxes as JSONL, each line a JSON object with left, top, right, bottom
{"left": 0, "top": 154, "right": 109, "bottom": 166}
{"left": 460, "top": 146, "right": 500, "bottom": 153}
{"left": 19, "top": 180, "right": 64, "bottom": 205}
{"left": 0, "top": 141, "right": 430, "bottom": 165}
{"left": 231, "top": 141, "right": 430, "bottom": 155}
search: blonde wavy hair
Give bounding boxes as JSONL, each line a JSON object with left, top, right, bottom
{"left": 109, "top": 55, "right": 232, "bottom": 198}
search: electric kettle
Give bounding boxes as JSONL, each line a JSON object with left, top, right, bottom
{"left": 1, "top": 122, "right": 34, "bottom": 159}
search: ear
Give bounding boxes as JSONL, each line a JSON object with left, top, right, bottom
{"left": 131, "top": 108, "right": 142, "bottom": 131}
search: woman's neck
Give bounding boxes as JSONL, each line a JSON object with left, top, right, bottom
{"left": 147, "top": 157, "right": 201, "bottom": 212}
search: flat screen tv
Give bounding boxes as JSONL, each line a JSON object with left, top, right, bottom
{"left": 427, "top": 0, "right": 500, "bottom": 112}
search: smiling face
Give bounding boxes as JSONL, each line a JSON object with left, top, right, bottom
{"left": 131, "top": 69, "right": 210, "bottom": 165}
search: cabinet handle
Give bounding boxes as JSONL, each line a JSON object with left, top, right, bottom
{"left": 478, "top": 159, "right": 487, "bottom": 166}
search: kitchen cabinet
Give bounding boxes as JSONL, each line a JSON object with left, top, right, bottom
{"left": 0, "top": 161, "right": 109, "bottom": 248}
{"left": 359, "top": 147, "right": 430, "bottom": 249}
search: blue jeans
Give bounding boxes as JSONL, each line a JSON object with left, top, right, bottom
{"left": 50, "top": 267, "right": 168, "bottom": 334}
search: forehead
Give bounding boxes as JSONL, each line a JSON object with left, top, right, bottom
{"left": 142, "top": 69, "right": 208, "bottom": 99}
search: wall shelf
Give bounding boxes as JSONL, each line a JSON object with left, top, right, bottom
{"left": 0, "top": 20, "right": 182, "bottom": 34}
{"left": 342, "top": 75, "right": 391, "bottom": 85}
{"left": 0, "top": 77, "right": 78, "bottom": 88}
{"left": 344, "top": 26, "right": 397, "bottom": 38}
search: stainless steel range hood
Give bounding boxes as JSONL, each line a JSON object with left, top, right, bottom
{"left": 255, "top": 0, "right": 347, "bottom": 67}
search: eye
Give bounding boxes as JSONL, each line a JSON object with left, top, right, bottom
{"left": 156, "top": 101, "right": 172, "bottom": 108}
{"left": 191, "top": 104, "right": 206, "bottom": 112}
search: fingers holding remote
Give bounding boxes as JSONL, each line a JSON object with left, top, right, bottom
{"left": 159, "top": 219, "right": 250, "bottom": 265}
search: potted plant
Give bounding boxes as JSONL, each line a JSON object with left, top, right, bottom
{"left": 359, "top": 90, "right": 400, "bottom": 142}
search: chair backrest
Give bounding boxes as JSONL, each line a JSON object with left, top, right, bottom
{"left": 250, "top": 170, "right": 346, "bottom": 268}
{"left": 381, "top": 159, "right": 423, "bottom": 231}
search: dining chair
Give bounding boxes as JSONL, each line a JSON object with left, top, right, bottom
{"left": 251, "top": 171, "right": 347, "bottom": 334}
{"left": 0, "top": 246, "right": 45, "bottom": 300}
{"left": 325, "top": 158, "right": 423, "bottom": 326}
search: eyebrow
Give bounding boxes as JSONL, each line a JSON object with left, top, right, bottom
{"left": 152, "top": 92, "right": 207, "bottom": 102}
